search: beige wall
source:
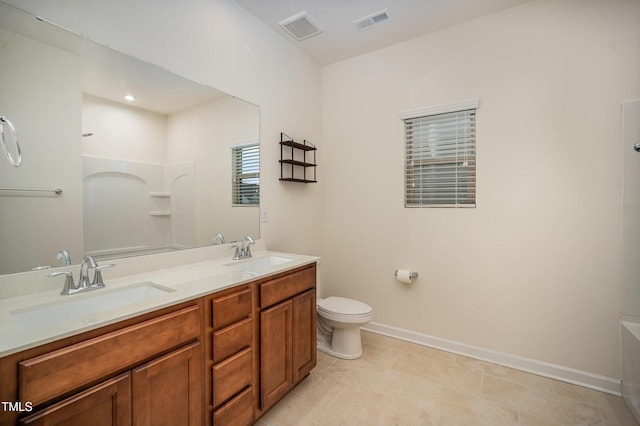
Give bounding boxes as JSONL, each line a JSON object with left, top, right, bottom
{"left": 82, "top": 94, "right": 167, "bottom": 163}
{"left": 0, "top": 28, "right": 83, "bottom": 273}
{"left": 167, "top": 96, "right": 260, "bottom": 244}
{"left": 320, "top": 0, "right": 640, "bottom": 379}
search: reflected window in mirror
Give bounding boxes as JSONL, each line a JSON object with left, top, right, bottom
{"left": 232, "top": 143, "right": 260, "bottom": 206}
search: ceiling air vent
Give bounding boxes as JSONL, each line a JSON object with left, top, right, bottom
{"left": 353, "top": 9, "right": 391, "bottom": 31}
{"left": 279, "top": 11, "right": 323, "bottom": 41}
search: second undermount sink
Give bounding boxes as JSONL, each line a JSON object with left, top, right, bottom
{"left": 11, "top": 282, "right": 175, "bottom": 330}
{"left": 227, "top": 255, "right": 294, "bottom": 276}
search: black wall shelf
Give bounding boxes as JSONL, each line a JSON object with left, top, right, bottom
{"left": 279, "top": 132, "right": 317, "bottom": 183}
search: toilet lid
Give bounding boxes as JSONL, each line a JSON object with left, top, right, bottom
{"left": 318, "top": 297, "right": 372, "bottom": 316}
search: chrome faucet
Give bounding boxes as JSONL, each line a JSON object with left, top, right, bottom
{"left": 213, "top": 233, "right": 225, "bottom": 245}
{"left": 31, "top": 249, "right": 72, "bottom": 270}
{"left": 47, "top": 257, "right": 115, "bottom": 295}
{"left": 241, "top": 236, "right": 255, "bottom": 258}
{"left": 79, "top": 256, "right": 98, "bottom": 289}
{"left": 232, "top": 236, "right": 255, "bottom": 260}
{"left": 56, "top": 249, "right": 72, "bottom": 266}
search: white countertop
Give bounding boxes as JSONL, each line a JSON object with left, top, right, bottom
{"left": 0, "top": 248, "right": 319, "bottom": 357}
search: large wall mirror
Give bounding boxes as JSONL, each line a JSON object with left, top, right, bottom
{"left": 0, "top": 1, "right": 260, "bottom": 275}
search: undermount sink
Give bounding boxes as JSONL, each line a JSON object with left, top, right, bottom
{"left": 227, "top": 255, "right": 294, "bottom": 275}
{"left": 11, "top": 282, "right": 175, "bottom": 330}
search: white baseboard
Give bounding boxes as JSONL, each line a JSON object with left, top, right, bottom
{"left": 362, "top": 321, "right": 622, "bottom": 396}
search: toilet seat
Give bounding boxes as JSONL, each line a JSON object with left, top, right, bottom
{"left": 317, "top": 297, "right": 373, "bottom": 322}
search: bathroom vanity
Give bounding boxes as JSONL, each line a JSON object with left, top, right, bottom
{"left": 0, "top": 250, "right": 318, "bottom": 425}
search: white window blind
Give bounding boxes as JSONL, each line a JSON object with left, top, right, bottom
{"left": 232, "top": 144, "right": 259, "bottom": 206}
{"left": 402, "top": 105, "right": 476, "bottom": 207}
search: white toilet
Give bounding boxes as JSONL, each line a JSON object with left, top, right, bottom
{"left": 316, "top": 296, "right": 374, "bottom": 359}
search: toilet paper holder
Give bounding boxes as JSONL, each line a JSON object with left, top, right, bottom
{"left": 394, "top": 269, "right": 418, "bottom": 279}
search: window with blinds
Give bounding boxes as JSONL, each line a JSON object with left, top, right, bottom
{"left": 402, "top": 101, "right": 477, "bottom": 207}
{"left": 232, "top": 144, "right": 259, "bottom": 206}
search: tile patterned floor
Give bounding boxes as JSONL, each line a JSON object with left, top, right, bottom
{"left": 258, "top": 331, "right": 638, "bottom": 426}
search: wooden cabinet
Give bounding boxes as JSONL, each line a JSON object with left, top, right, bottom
{"left": 205, "top": 285, "right": 255, "bottom": 425}
{"left": 21, "top": 342, "right": 202, "bottom": 426}
{"left": 257, "top": 264, "right": 316, "bottom": 413}
{"left": 2, "top": 301, "right": 203, "bottom": 426}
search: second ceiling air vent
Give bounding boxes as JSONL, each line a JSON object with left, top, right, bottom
{"left": 279, "top": 11, "right": 323, "bottom": 41}
{"left": 353, "top": 9, "right": 391, "bottom": 31}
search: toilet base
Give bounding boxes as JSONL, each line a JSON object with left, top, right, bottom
{"left": 317, "top": 326, "right": 363, "bottom": 360}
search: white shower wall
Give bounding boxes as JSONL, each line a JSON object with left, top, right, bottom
{"left": 166, "top": 162, "right": 196, "bottom": 249}
{"left": 83, "top": 156, "right": 195, "bottom": 258}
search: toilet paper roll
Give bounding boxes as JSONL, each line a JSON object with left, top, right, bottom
{"left": 396, "top": 269, "right": 414, "bottom": 284}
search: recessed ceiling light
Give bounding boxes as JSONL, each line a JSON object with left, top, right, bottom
{"left": 124, "top": 94, "right": 136, "bottom": 101}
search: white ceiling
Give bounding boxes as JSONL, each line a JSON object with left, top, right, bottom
{"left": 234, "top": 0, "right": 532, "bottom": 65}
{"left": 0, "top": 2, "right": 227, "bottom": 115}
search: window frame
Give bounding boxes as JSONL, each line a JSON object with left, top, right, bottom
{"left": 400, "top": 99, "right": 478, "bottom": 208}
{"left": 231, "top": 141, "right": 260, "bottom": 207}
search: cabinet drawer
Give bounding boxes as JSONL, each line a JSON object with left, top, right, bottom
{"left": 212, "top": 317, "right": 253, "bottom": 364}
{"left": 260, "top": 265, "right": 316, "bottom": 308}
{"left": 212, "top": 287, "right": 252, "bottom": 330}
{"left": 212, "top": 386, "right": 254, "bottom": 426}
{"left": 212, "top": 347, "right": 252, "bottom": 408}
{"left": 19, "top": 304, "right": 200, "bottom": 406}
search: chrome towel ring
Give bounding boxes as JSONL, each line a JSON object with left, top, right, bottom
{"left": 0, "top": 116, "right": 22, "bottom": 167}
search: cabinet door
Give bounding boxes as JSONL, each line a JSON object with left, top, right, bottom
{"left": 292, "top": 289, "right": 316, "bottom": 383}
{"left": 260, "top": 300, "right": 292, "bottom": 410}
{"left": 132, "top": 342, "right": 202, "bottom": 426}
{"left": 20, "top": 373, "right": 131, "bottom": 426}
